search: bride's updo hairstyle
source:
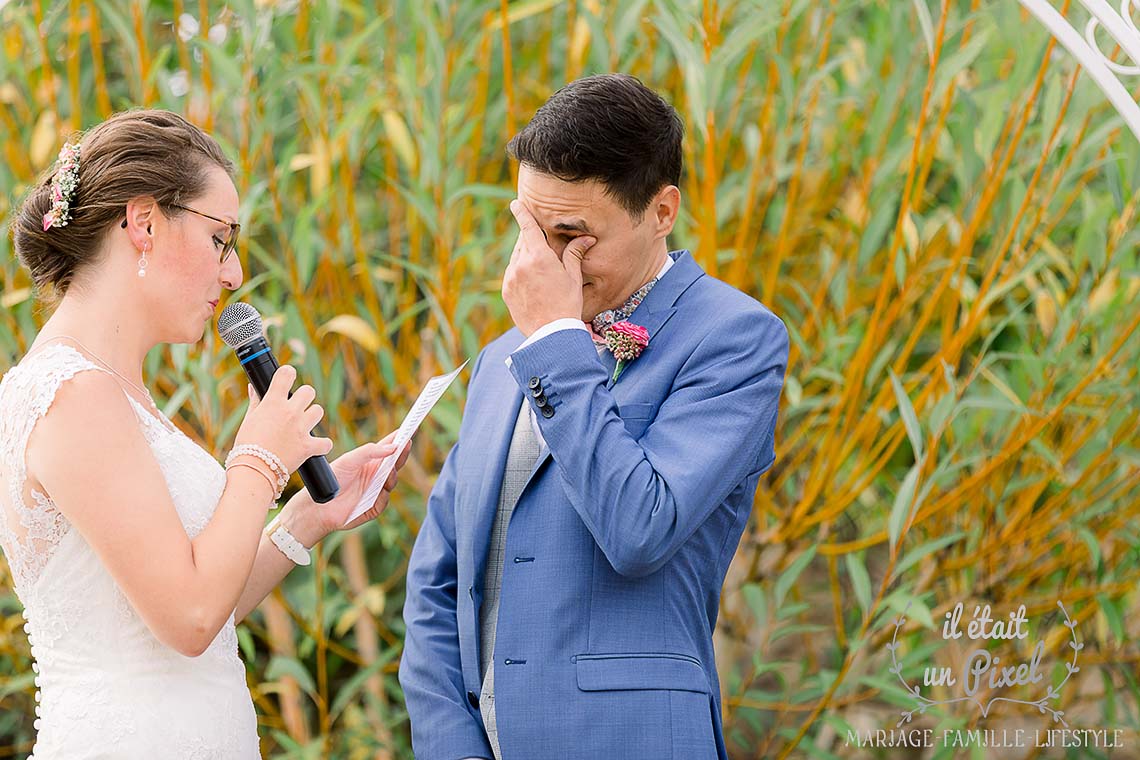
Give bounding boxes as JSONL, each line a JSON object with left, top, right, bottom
{"left": 12, "top": 109, "right": 233, "bottom": 303}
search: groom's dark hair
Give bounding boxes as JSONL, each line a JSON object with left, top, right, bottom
{"left": 507, "top": 73, "right": 684, "bottom": 219}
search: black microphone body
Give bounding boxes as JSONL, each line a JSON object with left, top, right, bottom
{"left": 234, "top": 335, "right": 340, "bottom": 503}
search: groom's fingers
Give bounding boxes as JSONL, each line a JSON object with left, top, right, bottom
{"left": 560, "top": 235, "right": 594, "bottom": 285}
{"left": 510, "top": 199, "right": 549, "bottom": 254}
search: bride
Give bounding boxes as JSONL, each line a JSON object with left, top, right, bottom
{"left": 0, "top": 109, "right": 408, "bottom": 757}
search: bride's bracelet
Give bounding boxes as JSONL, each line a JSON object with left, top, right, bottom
{"left": 265, "top": 514, "right": 312, "bottom": 566}
{"left": 226, "top": 453, "right": 287, "bottom": 498}
{"left": 227, "top": 443, "right": 287, "bottom": 478}
{"left": 226, "top": 461, "right": 282, "bottom": 503}
{"left": 226, "top": 444, "right": 288, "bottom": 493}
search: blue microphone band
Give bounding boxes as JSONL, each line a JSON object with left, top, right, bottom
{"left": 239, "top": 347, "right": 271, "bottom": 365}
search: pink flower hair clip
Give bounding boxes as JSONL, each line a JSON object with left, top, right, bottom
{"left": 42, "top": 142, "right": 81, "bottom": 231}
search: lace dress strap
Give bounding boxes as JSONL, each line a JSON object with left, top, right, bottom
{"left": 0, "top": 344, "right": 111, "bottom": 593}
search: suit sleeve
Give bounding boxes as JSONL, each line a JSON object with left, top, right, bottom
{"left": 510, "top": 318, "right": 589, "bottom": 358}
{"left": 399, "top": 352, "right": 494, "bottom": 760}
{"left": 506, "top": 310, "right": 788, "bottom": 578}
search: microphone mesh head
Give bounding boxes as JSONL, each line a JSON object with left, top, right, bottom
{"left": 217, "top": 302, "right": 264, "bottom": 347}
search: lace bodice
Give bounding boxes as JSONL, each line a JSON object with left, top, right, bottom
{"left": 0, "top": 344, "right": 260, "bottom": 758}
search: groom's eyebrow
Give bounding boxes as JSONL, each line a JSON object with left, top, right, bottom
{"left": 553, "top": 219, "right": 592, "bottom": 234}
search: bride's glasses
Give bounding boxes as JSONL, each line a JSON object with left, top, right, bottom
{"left": 169, "top": 204, "right": 240, "bottom": 265}
{"left": 119, "top": 204, "right": 241, "bottom": 265}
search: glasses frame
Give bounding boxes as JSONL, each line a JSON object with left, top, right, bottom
{"left": 170, "top": 203, "right": 240, "bottom": 265}
{"left": 119, "top": 204, "right": 240, "bottom": 265}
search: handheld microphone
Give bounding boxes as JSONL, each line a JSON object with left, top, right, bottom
{"left": 217, "top": 303, "right": 340, "bottom": 503}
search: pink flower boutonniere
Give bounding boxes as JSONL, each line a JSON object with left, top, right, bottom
{"left": 602, "top": 321, "right": 650, "bottom": 383}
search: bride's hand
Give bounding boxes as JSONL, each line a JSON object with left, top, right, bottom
{"left": 286, "top": 431, "right": 412, "bottom": 542}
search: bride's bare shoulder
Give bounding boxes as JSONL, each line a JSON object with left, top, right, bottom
{"left": 23, "top": 358, "right": 142, "bottom": 490}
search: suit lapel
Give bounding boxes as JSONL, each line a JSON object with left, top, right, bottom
{"left": 515, "top": 251, "right": 705, "bottom": 484}
{"left": 600, "top": 249, "right": 703, "bottom": 389}
{"left": 596, "top": 341, "right": 618, "bottom": 387}
{"left": 470, "top": 345, "right": 525, "bottom": 586}
{"left": 525, "top": 438, "right": 551, "bottom": 486}
{"left": 605, "top": 306, "right": 678, "bottom": 390}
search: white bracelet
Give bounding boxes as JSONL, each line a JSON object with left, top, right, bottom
{"left": 227, "top": 444, "right": 286, "bottom": 476}
{"left": 265, "top": 516, "right": 311, "bottom": 566}
{"left": 226, "top": 445, "right": 288, "bottom": 493}
{"left": 226, "top": 460, "right": 283, "bottom": 502}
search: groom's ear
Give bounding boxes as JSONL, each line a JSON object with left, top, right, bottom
{"left": 649, "top": 185, "right": 680, "bottom": 240}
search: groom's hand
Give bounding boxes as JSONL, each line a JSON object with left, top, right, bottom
{"left": 502, "top": 199, "right": 596, "bottom": 336}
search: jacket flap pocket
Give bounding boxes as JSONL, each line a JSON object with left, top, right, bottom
{"left": 575, "top": 653, "right": 708, "bottom": 693}
{"left": 617, "top": 402, "right": 655, "bottom": 421}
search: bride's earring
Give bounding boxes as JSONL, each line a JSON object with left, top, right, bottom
{"left": 137, "top": 242, "right": 150, "bottom": 278}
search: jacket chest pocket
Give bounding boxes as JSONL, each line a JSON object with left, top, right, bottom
{"left": 617, "top": 402, "right": 655, "bottom": 439}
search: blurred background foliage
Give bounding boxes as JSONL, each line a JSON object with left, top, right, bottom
{"left": 1, "top": 0, "right": 1139, "bottom": 757}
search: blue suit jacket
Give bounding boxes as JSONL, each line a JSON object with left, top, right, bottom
{"left": 399, "top": 251, "right": 789, "bottom": 760}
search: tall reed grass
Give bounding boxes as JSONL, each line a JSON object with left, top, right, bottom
{"left": 1, "top": 1, "right": 1137, "bottom": 757}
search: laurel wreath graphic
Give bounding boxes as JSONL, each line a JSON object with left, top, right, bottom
{"left": 888, "top": 600, "right": 1081, "bottom": 728}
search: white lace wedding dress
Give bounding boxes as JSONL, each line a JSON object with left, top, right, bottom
{"left": 0, "top": 344, "right": 261, "bottom": 758}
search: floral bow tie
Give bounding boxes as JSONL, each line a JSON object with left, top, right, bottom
{"left": 590, "top": 277, "right": 659, "bottom": 335}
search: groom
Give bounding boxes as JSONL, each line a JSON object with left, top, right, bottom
{"left": 400, "top": 74, "right": 789, "bottom": 759}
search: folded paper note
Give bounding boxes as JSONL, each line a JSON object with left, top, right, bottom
{"left": 345, "top": 359, "right": 468, "bottom": 525}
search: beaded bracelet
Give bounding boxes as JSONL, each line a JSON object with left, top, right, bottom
{"left": 227, "top": 443, "right": 287, "bottom": 479}
{"left": 227, "top": 452, "right": 287, "bottom": 497}
{"left": 225, "top": 445, "right": 288, "bottom": 494}
{"left": 226, "top": 461, "right": 282, "bottom": 503}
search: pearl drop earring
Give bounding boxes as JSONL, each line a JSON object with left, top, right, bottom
{"left": 137, "top": 242, "right": 150, "bottom": 278}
